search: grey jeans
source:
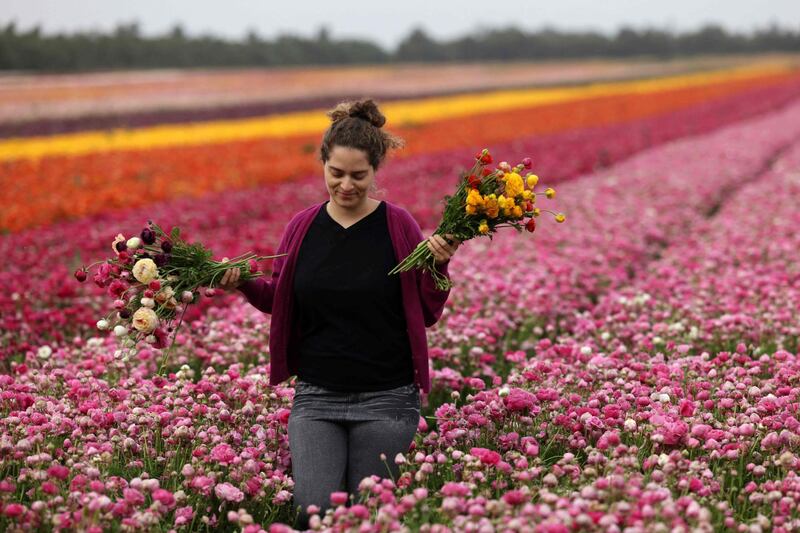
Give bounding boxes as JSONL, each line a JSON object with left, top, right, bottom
{"left": 287, "top": 379, "right": 420, "bottom": 529}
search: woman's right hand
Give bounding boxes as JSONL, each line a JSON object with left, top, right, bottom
{"left": 218, "top": 257, "right": 242, "bottom": 291}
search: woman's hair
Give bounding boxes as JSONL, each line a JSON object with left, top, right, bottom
{"left": 319, "top": 98, "right": 405, "bottom": 170}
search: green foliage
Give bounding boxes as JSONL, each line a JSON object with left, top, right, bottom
{"left": 1, "top": 21, "right": 799, "bottom": 71}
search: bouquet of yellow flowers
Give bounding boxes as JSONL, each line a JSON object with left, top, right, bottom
{"left": 389, "top": 149, "right": 565, "bottom": 290}
{"left": 74, "top": 220, "right": 285, "bottom": 374}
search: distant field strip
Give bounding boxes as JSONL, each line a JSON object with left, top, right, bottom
{"left": 0, "top": 62, "right": 796, "bottom": 162}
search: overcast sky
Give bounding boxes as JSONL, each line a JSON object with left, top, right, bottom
{"left": 4, "top": 0, "right": 799, "bottom": 49}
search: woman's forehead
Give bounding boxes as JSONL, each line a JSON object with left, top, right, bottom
{"left": 328, "top": 145, "right": 371, "bottom": 169}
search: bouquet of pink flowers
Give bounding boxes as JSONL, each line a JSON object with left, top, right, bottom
{"left": 75, "top": 220, "right": 285, "bottom": 374}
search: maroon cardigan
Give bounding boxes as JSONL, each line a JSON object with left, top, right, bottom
{"left": 237, "top": 200, "right": 451, "bottom": 393}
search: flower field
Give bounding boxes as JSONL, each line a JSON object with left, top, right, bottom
{"left": 2, "top": 57, "right": 800, "bottom": 531}
{"left": 3, "top": 59, "right": 800, "bottom": 232}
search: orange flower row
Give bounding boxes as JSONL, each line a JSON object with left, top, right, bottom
{"left": 2, "top": 70, "right": 798, "bottom": 233}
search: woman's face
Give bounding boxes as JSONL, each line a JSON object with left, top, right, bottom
{"left": 324, "top": 145, "right": 375, "bottom": 211}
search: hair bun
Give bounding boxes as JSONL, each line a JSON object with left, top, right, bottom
{"left": 327, "top": 98, "right": 386, "bottom": 128}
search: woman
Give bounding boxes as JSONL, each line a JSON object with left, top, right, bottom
{"left": 218, "top": 98, "right": 460, "bottom": 529}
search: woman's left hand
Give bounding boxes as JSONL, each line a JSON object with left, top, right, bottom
{"left": 426, "top": 233, "right": 461, "bottom": 265}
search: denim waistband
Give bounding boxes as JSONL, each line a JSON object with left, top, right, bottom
{"left": 291, "top": 379, "right": 420, "bottom": 422}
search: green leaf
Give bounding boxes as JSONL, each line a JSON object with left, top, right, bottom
{"left": 170, "top": 227, "right": 181, "bottom": 241}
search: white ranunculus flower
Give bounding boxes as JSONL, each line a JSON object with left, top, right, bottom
{"left": 126, "top": 237, "right": 142, "bottom": 250}
{"left": 132, "top": 258, "right": 159, "bottom": 284}
{"left": 140, "top": 297, "right": 155, "bottom": 308}
{"left": 113, "top": 325, "right": 128, "bottom": 337}
{"left": 96, "top": 319, "right": 109, "bottom": 331}
{"left": 37, "top": 345, "right": 52, "bottom": 359}
{"left": 132, "top": 307, "right": 159, "bottom": 333}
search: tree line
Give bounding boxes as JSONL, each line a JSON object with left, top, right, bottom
{"left": 1, "top": 21, "right": 799, "bottom": 71}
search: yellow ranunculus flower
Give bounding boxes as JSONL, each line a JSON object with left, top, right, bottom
{"left": 512, "top": 205, "right": 523, "bottom": 218}
{"left": 555, "top": 213, "right": 566, "bottom": 223}
{"left": 526, "top": 174, "right": 539, "bottom": 188}
{"left": 504, "top": 172, "right": 524, "bottom": 198}
{"left": 484, "top": 197, "right": 500, "bottom": 218}
{"left": 533, "top": 207, "right": 541, "bottom": 217}
{"left": 522, "top": 190, "right": 532, "bottom": 200}
{"left": 478, "top": 221, "right": 490, "bottom": 234}
{"left": 466, "top": 204, "right": 477, "bottom": 215}
{"left": 466, "top": 188, "right": 484, "bottom": 206}
{"left": 545, "top": 187, "right": 556, "bottom": 199}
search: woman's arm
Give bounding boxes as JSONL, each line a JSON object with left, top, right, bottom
{"left": 404, "top": 213, "right": 452, "bottom": 327}
{"left": 237, "top": 220, "right": 294, "bottom": 314}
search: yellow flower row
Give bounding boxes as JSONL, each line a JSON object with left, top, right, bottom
{"left": 0, "top": 60, "right": 795, "bottom": 162}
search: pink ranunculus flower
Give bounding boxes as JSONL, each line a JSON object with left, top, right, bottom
{"left": 189, "top": 475, "right": 215, "bottom": 496}
{"left": 122, "top": 488, "right": 145, "bottom": 506}
{"left": 504, "top": 388, "right": 536, "bottom": 412}
{"left": 330, "top": 491, "right": 349, "bottom": 506}
{"left": 152, "top": 489, "right": 175, "bottom": 508}
{"left": 47, "top": 464, "right": 70, "bottom": 480}
{"left": 210, "top": 443, "right": 237, "bottom": 465}
{"left": 441, "top": 482, "right": 471, "bottom": 497}
{"left": 503, "top": 489, "right": 528, "bottom": 506}
{"left": 214, "top": 482, "right": 244, "bottom": 503}
{"left": 679, "top": 399, "right": 696, "bottom": 417}
{"left": 3, "top": 503, "right": 25, "bottom": 518}
{"left": 174, "top": 506, "right": 194, "bottom": 527}
{"left": 470, "top": 447, "right": 501, "bottom": 465}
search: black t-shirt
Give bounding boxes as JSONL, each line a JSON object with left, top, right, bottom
{"left": 292, "top": 200, "right": 415, "bottom": 392}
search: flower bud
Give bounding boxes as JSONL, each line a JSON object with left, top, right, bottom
{"left": 96, "top": 319, "right": 109, "bottom": 331}
{"left": 522, "top": 157, "right": 532, "bottom": 169}
{"left": 161, "top": 240, "right": 173, "bottom": 253}
{"left": 181, "top": 291, "right": 194, "bottom": 303}
{"left": 148, "top": 280, "right": 161, "bottom": 291}
{"left": 154, "top": 253, "right": 170, "bottom": 267}
{"left": 140, "top": 228, "right": 156, "bottom": 245}
{"left": 113, "top": 325, "right": 128, "bottom": 337}
{"left": 126, "top": 237, "right": 142, "bottom": 250}
{"left": 74, "top": 269, "right": 87, "bottom": 282}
